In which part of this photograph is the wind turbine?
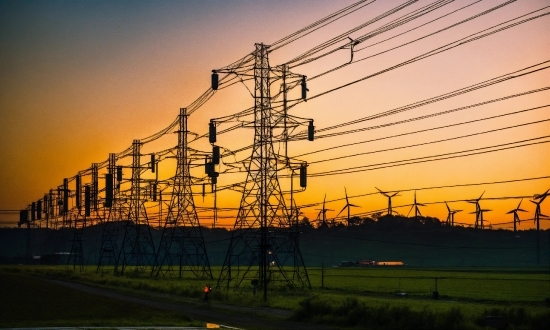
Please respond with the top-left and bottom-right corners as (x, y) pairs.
(506, 198), (527, 233)
(470, 208), (491, 230)
(531, 189), (549, 265)
(376, 187), (400, 216)
(336, 187), (360, 227)
(467, 191), (485, 229)
(445, 202), (462, 226)
(315, 194), (333, 228)
(407, 191), (425, 221)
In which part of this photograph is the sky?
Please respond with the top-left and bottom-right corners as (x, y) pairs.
(0, 0), (549, 229)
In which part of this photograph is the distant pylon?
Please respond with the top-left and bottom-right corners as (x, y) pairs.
(153, 108), (212, 279)
(97, 154), (122, 272)
(115, 140), (157, 275)
(445, 202), (462, 226)
(68, 174), (86, 271)
(217, 43), (311, 299)
(335, 187), (360, 226)
(506, 198), (527, 233)
(376, 187), (400, 216)
(531, 189), (549, 265)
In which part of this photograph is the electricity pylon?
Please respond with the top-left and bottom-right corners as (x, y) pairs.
(115, 140), (157, 275)
(217, 43), (311, 299)
(506, 198), (527, 233)
(97, 154), (123, 272)
(445, 202), (461, 226)
(153, 108), (212, 279)
(68, 173), (86, 271)
(336, 187), (360, 226)
(376, 187), (399, 216)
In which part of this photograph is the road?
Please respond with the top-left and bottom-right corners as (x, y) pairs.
(45, 279), (333, 330)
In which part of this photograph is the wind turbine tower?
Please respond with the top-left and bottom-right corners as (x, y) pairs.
(376, 187), (400, 216)
(336, 187), (360, 227)
(407, 191), (425, 221)
(506, 198), (527, 233)
(315, 194), (333, 228)
(445, 202), (462, 226)
(531, 189), (549, 265)
(467, 191), (485, 229)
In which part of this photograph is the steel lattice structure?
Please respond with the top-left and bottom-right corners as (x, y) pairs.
(97, 154), (122, 272)
(153, 108), (212, 278)
(115, 140), (157, 274)
(217, 43), (311, 299)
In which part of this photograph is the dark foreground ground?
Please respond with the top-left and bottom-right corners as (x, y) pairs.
(0, 271), (332, 330)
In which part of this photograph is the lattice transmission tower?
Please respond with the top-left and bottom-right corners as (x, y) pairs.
(217, 43), (311, 299)
(153, 108), (212, 278)
(97, 154), (124, 272)
(115, 140), (157, 274)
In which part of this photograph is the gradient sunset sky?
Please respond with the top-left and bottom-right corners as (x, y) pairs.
(1, 0), (549, 228)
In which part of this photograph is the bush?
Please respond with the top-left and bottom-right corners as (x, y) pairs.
(291, 296), (468, 329)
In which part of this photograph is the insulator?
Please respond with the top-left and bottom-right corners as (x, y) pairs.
(105, 173), (113, 208)
(36, 200), (42, 220)
(117, 166), (123, 182)
(209, 121), (216, 143)
(213, 145), (220, 165)
(206, 161), (214, 176)
(151, 154), (155, 173)
(76, 175), (81, 209)
(212, 174), (218, 185)
(84, 186), (91, 217)
(308, 120), (314, 141)
(301, 76), (308, 101)
(151, 183), (157, 202)
(300, 163), (307, 188)
(159, 190), (162, 202)
(211, 70), (219, 90)
(63, 178), (69, 214)
(31, 202), (36, 221)
(19, 210), (28, 224)
(202, 183), (206, 198)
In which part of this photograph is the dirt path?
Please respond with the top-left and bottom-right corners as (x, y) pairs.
(45, 279), (332, 330)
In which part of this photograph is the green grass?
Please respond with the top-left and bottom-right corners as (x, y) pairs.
(2, 265), (549, 329)
(0, 269), (201, 328)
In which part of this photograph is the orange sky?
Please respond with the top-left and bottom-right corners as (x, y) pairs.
(1, 0), (549, 229)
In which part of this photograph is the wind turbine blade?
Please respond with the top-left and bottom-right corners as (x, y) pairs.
(376, 187), (388, 197)
(445, 202), (450, 212)
(407, 205), (413, 217)
(344, 187), (349, 204)
(479, 191), (485, 201)
(506, 210), (515, 214)
(517, 209), (527, 212)
(336, 205), (347, 217)
(517, 198), (523, 210)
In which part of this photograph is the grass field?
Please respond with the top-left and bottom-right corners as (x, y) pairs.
(1, 265), (549, 329)
(0, 269), (200, 328)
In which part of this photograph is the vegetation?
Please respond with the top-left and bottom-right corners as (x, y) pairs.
(1, 265), (548, 329)
(0, 269), (200, 328)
